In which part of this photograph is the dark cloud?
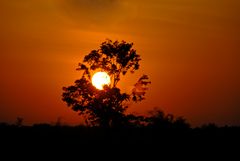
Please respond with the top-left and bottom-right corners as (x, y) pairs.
(68, 0), (118, 9)
(58, 0), (122, 26)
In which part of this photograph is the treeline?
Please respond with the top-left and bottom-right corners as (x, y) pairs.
(0, 110), (239, 145)
(0, 118), (239, 157)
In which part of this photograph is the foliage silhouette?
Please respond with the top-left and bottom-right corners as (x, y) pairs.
(62, 40), (151, 127)
(15, 117), (24, 127)
(146, 108), (190, 130)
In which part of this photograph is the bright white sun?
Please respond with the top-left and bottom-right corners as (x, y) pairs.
(92, 72), (111, 90)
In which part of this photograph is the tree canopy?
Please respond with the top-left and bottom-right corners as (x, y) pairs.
(62, 40), (151, 127)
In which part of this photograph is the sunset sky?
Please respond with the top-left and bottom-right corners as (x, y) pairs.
(0, 0), (239, 126)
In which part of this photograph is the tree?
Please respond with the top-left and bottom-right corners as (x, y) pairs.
(62, 40), (151, 127)
(15, 117), (24, 127)
(146, 108), (190, 130)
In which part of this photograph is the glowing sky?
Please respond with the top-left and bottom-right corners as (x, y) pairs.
(0, 0), (239, 126)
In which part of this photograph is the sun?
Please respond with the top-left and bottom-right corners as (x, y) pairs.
(92, 72), (111, 90)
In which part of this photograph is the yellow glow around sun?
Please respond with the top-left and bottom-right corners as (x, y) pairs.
(92, 72), (111, 90)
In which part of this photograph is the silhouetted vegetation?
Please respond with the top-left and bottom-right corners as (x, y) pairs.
(62, 40), (151, 127)
(0, 120), (239, 151)
(15, 117), (24, 127)
(146, 108), (190, 130)
(0, 115), (239, 159)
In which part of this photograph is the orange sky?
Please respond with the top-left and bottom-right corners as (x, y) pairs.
(0, 0), (239, 126)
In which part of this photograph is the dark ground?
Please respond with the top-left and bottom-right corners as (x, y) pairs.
(0, 123), (239, 159)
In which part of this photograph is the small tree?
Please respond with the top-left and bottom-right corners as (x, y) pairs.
(62, 40), (150, 127)
(147, 108), (190, 130)
(15, 117), (23, 127)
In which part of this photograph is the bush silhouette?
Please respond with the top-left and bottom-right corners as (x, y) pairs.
(146, 108), (190, 130)
(62, 40), (151, 127)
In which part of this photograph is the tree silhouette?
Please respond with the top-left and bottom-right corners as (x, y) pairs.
(15, 117), (24, 127)
(146, 108), (190, 130)
(62, 40), (151, 127)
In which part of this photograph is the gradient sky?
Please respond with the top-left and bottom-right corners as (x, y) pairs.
(0, 0), (239, 126)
